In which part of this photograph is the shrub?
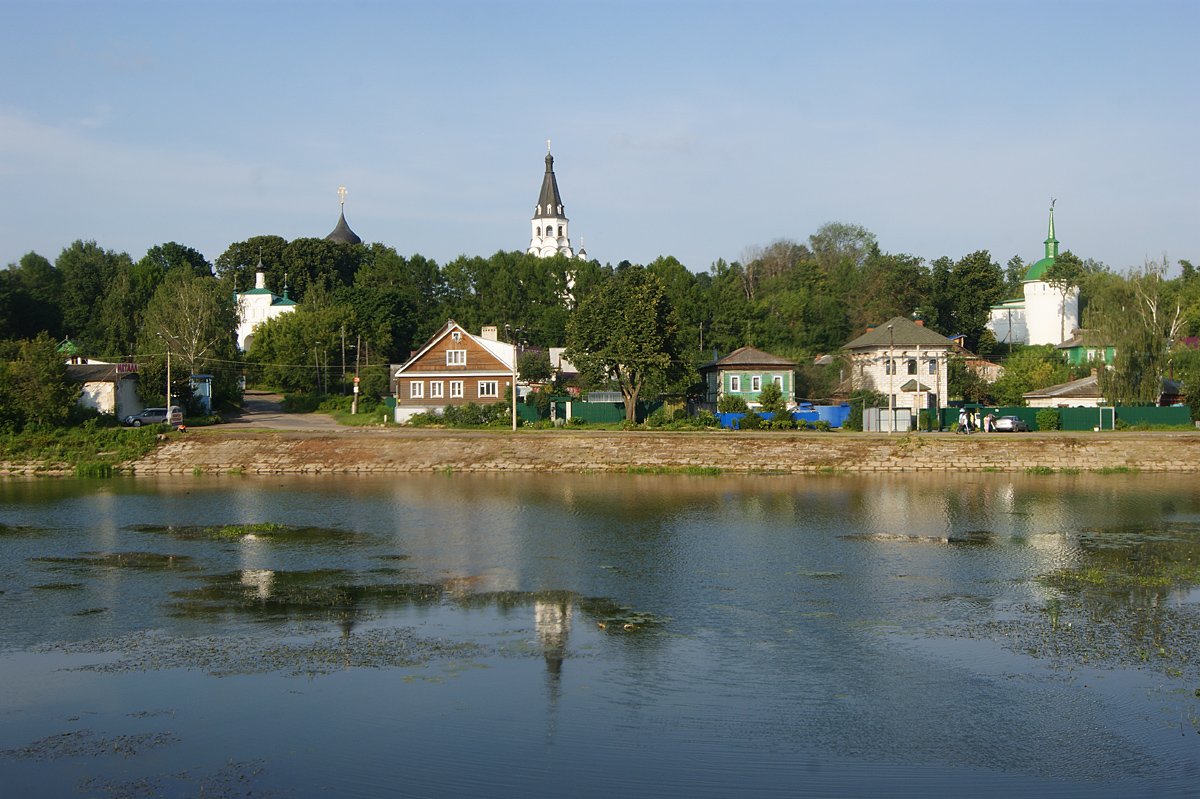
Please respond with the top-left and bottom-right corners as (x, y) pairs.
(529, 388), (553, 419)
(740, 411), (762, 430)
(756, 382), (788, 416)
(814, 420), (832, 432)
(717, 394), (749, 413)
(646, 407), (670, 428)
(694, 410), (718, 428)
(1035, 408), (1061, 431)
(766, 416), (794, 430)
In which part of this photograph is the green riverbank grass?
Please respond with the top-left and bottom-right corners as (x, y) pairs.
(0, 424), (163, 476)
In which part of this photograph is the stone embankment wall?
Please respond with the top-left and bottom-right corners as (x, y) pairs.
(124, 430), (1200, 475)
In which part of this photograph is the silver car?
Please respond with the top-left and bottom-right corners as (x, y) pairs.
(994, 415), (1029, 432)
(123, 406), (184, 427)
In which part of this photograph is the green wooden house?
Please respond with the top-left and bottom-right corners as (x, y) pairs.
(699, 347), (797, 411)
(1056, 330), (1116, 367)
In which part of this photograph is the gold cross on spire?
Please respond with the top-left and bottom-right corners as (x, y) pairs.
(546, 139), (551, 154)
(338, 186), (348, 207)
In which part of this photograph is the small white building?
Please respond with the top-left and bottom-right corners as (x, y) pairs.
(67, 361), (142, 419)
(235, 271), (297, 351)
(1023, 374), (1103, 408)
(842, 317), (953, 421)
(987, 204), (1079, 347)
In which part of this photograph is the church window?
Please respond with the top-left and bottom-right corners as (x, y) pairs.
(557, 225), (563, 237)
(536, 226), (541, 237)
(906, 359), (917, 375)
(927, 358), (937, 375)
(885, 359), (895, 375)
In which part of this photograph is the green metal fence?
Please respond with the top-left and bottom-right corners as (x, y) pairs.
(940, 405), (1191, 431)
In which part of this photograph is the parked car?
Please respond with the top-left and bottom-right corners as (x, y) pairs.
(994, 415), (1029, 432)
(123, 406), (184, 427)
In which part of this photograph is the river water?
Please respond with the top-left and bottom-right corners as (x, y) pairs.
(1, 473), (1198, 797)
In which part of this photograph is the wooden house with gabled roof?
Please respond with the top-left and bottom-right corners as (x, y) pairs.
(698, 346), (798, 410)
(392, 320), (516, 423)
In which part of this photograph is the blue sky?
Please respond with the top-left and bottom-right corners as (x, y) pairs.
(1, 0), (1196, 275)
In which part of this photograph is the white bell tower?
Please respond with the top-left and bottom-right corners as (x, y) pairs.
(528, 140), (578, 258)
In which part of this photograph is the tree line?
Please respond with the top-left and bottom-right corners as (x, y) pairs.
(2, 223), (1198, 429)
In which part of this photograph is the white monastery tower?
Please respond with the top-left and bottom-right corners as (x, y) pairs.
(987, 203), (1079, 347)
(528, 142), (585, 259)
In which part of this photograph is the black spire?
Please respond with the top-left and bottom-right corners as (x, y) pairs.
(534, 145), (565, 220)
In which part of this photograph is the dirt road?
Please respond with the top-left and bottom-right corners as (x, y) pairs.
(219, 391), (345, 432)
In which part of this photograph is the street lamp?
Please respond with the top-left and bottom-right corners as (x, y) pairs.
(887, 324), (894, 435)
(506, 325), (518, 432)
(157, 333), (172, 409)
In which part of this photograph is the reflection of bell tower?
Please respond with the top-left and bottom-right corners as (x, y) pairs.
(535, 597), (573, 694)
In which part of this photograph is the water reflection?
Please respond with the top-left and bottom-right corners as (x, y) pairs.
(0, 472), (1198, 797)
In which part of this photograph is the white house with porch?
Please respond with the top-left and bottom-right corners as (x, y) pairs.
(842, 316), (952, 423)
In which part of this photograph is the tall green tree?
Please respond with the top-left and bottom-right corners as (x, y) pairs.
(988, 345), (1072, 406)
(140, 242), (212, 279)
(1003, 255), (1026, 298)
(139, 271), (240, 407)
(0, 253), (63, 340)
(6, 332), (79, 427)
(565, 266), (683, 421)
(214, 235), (289, 293)
(1088, 258), (1182, 404)
(56, 241), (133, 354)
(1044, 250), (1086, 343)
(946, 250), (1004, 351)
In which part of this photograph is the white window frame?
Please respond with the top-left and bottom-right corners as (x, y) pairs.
(751, 375), (761, 392)
(410, 381), (424, 399)
(773, 375), (783, 389)
(478, 380), (498, 398)
(446, 349), (466, 366)
(450, 380), (464, 399)
(730, 375), (741, 392)
(430, 381), (444, 399)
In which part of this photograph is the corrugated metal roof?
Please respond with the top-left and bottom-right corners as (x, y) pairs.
(843, 317), (953, 349)
(701, 346), (796, 370)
